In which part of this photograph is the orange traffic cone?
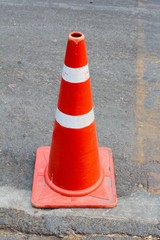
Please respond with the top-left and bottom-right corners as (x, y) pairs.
(31, 32), (117, 208)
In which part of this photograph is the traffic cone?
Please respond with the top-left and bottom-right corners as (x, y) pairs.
(31, 32), (117, 208)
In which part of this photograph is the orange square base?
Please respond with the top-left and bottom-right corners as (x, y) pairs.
(31, 146), (117, 208)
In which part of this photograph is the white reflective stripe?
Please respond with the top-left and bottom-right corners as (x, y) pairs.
(62, 64), (90, 83)
(55, 108), (94, 129)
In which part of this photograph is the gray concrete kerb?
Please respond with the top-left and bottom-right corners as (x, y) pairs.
(1, 186), (160, 238)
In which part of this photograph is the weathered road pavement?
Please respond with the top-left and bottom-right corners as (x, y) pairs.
(0, 0), (160, 239)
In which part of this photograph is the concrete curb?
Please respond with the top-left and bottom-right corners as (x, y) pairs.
(1, 187), (160, 238)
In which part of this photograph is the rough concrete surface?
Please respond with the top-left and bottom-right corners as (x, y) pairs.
(1, 187), (160, 237)
(0, 0), (160, 239)
(0, 231), (159, 240)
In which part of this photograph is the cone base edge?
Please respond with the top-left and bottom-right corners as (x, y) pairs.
(44, 165), (104, 197)
(31, 146), (117, 208)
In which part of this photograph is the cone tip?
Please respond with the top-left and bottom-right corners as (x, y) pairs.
(69, 32), (85, 43)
